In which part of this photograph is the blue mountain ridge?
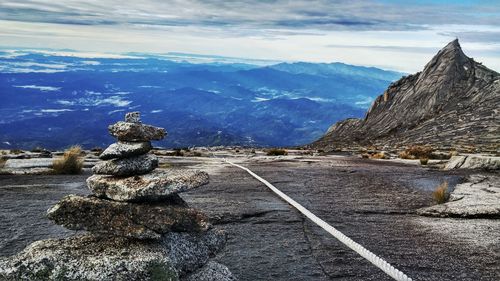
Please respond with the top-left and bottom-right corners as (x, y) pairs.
(0, 50), (404, 149)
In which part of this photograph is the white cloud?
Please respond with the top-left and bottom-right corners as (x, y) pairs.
(0, 1), (499, 72)
(13, 85), (61, 91)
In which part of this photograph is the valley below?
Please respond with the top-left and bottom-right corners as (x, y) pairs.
(1, 150), (499, 280)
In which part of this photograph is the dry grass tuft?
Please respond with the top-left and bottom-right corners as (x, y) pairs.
(52, 146), (84, 174)
(420, 158), (429, 165)
(432, 181), (449, 204)
(370, 152), (387, 159)
(398, 145), (434, 159)
(0, 158), (6, 168)
(266, 148), (288, 156)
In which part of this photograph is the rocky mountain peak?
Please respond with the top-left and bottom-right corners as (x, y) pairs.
(312, 39), (500, 152)
(419, 38), (471, 84)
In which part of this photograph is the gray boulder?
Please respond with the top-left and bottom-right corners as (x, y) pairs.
(87, 169), (209, 202)
(0, 230), (227, 281)
(47, 195), (210, 239)
(109, 121), (166, 142)
(92, 154), (158, 176)
(444, 155), (500, 170)
(99, 141), (152, 160)
(417, 175), (500, 218)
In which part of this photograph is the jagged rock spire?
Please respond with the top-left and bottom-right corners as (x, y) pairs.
(420, 39), (470, 79)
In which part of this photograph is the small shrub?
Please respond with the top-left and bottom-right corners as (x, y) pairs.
(173, 149), (184, 156)
(398, 145), (434, 159)
(191, 151), (202, 157)
(52, 146), (84, 174)
(370, 152), (387, 159)
(0, 158), (6, 168)
(398, 151), (414, 159)
(420, 158), (429, 165)
(361, 153), (370, 159)
(9, 149), (23, 155)
(432, 181), (449, 204)
(266, 148), (288, 156)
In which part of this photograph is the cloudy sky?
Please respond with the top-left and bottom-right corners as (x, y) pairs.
(1, 0), (499, 72)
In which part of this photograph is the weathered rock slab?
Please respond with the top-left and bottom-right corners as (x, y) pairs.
(87, 169), (209, 202)
(0, 230), (227, 281)
(109, 121), (166, 142)
(92, 154), (158, 176)
(47, 195), (210, 239)
(445, 155), (500, 170)
(99, 141), (152, 160)
(417, 175), (500, 218)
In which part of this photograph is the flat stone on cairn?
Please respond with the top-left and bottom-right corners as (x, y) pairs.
(92, 154), (159, 176)
(47, 195), (210, 239)
(88, 169), (209, 202)
(99, 141), (152, 160)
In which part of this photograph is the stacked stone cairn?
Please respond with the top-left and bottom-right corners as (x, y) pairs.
(0, 112), (236, 281)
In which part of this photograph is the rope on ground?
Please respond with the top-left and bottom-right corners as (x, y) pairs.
(223, 158), (413, 281)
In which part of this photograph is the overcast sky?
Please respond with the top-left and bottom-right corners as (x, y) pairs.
(1, 0), (499, 72)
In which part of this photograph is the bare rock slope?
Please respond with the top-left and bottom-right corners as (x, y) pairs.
(313, 39), (500, 152)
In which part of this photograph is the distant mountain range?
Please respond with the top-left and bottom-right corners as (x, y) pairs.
(0, 49), (403, 149)
(312, 39), (500, 153)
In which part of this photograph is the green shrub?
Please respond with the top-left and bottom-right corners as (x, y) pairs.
(432, 181), (449, 204)
(266, 148), (288, 156)
(420, 158), (429, 165)
(9, 149), (23, 155)
(52, 146), (84, 174)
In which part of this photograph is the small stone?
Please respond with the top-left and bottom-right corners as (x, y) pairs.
(92, 154), (158, 176)
(109, 121), (166, 142)
(125, 111), (141, 123)
(184, 261), (237, 281)
(47, 195), (210, 239)
(99, 141), (152, 160)
(87, 169), (209, 202)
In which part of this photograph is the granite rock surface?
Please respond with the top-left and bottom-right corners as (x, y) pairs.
(0, 230), (226, 281)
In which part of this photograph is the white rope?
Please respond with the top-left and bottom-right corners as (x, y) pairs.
(224, 158), (413, 281)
